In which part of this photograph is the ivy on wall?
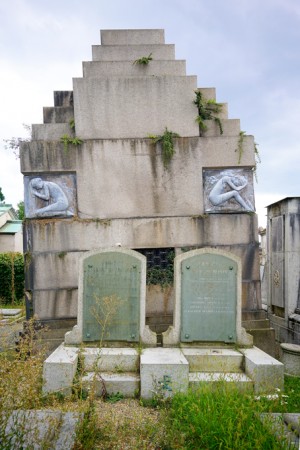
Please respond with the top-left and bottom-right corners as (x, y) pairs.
(0, 253), (24, 304)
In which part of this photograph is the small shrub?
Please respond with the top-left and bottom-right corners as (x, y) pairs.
(0, 252), (24, 304)
(194, 90), (223, 135)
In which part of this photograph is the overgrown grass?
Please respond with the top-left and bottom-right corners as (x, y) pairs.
(164, 383), (294, 449)
(1, 318), (299, 449)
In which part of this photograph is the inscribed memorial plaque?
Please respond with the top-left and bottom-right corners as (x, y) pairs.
(181, 253), (237, 342)
(82, 251), (141, 342)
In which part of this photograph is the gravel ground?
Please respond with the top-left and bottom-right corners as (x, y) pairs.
(93, 398), (167, 449)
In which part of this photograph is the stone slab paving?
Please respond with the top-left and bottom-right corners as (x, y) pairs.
(0, 308), (22, 316)
(2, 410), (83, 449)
(260, 413), (300, 448)
(0, 320), (23, 351)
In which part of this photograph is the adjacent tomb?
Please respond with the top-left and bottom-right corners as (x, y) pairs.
(265, 197), (300, 345)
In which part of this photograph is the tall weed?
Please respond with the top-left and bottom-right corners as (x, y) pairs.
(165, 383), (291, 449)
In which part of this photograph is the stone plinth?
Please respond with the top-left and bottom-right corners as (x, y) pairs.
(140, 348), (189, 399)
(241, 347), (284, 393)
(280, 343), (300, 376)
(43, 344), (78, 394)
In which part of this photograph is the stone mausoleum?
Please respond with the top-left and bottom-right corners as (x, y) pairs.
(21, 29), (261, 334)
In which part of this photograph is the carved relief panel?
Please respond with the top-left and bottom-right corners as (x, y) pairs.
(203, 168), (255, 213)
(24, 174), (76, 219)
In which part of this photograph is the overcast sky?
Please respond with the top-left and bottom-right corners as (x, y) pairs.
(1, 0), (299, 226)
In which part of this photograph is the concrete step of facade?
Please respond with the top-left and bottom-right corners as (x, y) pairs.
(182, 348), (244, 373)
(189, 372), (253, 392)
(73, 75), (199, 139)
(100, 29), (165, 46)
(202, 118), (240, 137)
(82, 347), (139, 372)
(43, 106), (74, 124)
(83, 60), (187, 78)
(82, 372), (139, 397)
(242, 319), (271, 329)
(32, 123), (70, 140)
(92, 44), (175, 61)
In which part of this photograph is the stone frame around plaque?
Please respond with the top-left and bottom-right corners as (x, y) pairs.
(163, 248), (253, 347)
(65, 247), (156, 346)
(203, 168), (255, 213)
(24, 173), (77, 219)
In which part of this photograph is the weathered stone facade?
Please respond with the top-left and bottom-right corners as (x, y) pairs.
(20, 29), (261, 328)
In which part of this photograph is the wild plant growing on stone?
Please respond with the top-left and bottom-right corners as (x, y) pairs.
(133, 53), (153, 65)
(60, 134), (83, 152)
(149, 128), (180, 168)
(194, 90), (223, 135)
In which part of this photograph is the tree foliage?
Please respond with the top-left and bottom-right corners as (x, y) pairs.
(17, 201), (25, 220)
(0, 187), (5, 203)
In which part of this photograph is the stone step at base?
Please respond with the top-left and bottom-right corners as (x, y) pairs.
(182, 348), (244, 373)
(37, 327), (72, 340)
(242, 319), (271, 329)
(82, 347), (139, 372)
(246, 328), (276, 358)
(82, 372), (140, 398)
(189, 372), (253, 392)
(242, 310), (268, 321)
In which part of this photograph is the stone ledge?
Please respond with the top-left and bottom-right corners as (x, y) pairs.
(241, 346), (284, 393)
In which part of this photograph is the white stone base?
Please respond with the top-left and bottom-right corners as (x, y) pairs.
(140, 348), (189, 399)
(42, 344), (285, 398)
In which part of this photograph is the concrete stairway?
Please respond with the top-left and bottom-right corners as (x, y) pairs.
(242, 312), (277, 357)
(43, 345), (283, 399)
(182, 348), (253, 392)
(81, 348), (140, 397)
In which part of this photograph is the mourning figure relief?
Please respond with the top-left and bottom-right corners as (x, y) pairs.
(24, 175), (76, 218)
(204, 169), (255, 213)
